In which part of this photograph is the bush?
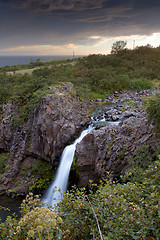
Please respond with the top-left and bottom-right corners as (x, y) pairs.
(129, 78), (153, 90)
(57, 160), (160, 239)
(123, 145), (157, 183)
(0, 193), (63, 239)
(145, 93), (160, 134)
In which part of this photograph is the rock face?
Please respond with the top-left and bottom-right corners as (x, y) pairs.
(28, 83), (89, 164)
(0, 83), (90, 194)
(76, 113), (157, 186)
(76, 90), (159, 186)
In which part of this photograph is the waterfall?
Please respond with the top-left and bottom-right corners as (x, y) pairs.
(42, 103), (120, 208)
(42, 125), (94, 207)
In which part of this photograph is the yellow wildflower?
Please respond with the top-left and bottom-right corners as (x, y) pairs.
(27, 230), (35, 238)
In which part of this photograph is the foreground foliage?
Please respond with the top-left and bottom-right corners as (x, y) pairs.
(57, 160), (160, 240)
(0, 160), (159, 239)
(0, 193), (63, 239)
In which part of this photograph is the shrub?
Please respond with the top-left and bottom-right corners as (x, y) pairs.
(57, 160), (160, 239)
(144, 93), (160, 134)
(129, 78), (153, 90)
(0, 193), (63, 240)
(123, 144), (157, 183)
(113, 74), (130, 90)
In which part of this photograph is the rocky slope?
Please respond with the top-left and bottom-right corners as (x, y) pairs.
(0, 83), (91, 194)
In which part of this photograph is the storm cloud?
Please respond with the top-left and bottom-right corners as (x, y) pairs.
(2, 0), (104, 11)
(0, 0), (160, 54)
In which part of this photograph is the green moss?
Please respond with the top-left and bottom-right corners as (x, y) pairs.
(31, 158), (53, 176)
(21, 157), (53, 193)
(124, 100), (135, 106)
(31, 159), (53, 190)
(0, 152), (10, 179)
(106, 136), (116, 153)
(14, 182), (20, 187)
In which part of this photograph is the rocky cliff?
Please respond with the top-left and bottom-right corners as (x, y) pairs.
(0, 83), (91, 194)
(75, 89), (159, 186)
(0, 85), (159, 195)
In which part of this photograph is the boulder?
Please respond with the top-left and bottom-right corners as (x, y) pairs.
(122, 111), (136, 118)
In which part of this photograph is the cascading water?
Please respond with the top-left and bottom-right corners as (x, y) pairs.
(42, 104), (120, 208)
(42, 125), (94, 207)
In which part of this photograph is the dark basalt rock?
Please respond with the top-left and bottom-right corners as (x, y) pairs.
(75, 111), (158, 186)
(75, 89), (159, 186)
(0, 83), (91, 194)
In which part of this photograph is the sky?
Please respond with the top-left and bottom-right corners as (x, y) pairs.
(0, 0), (160, 56)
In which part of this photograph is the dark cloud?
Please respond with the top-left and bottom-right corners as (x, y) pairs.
(0, 0), (160, 52)
(2, 0), (104, 11)
(132, 0), (160, 10)
(64, 6), (132, 23)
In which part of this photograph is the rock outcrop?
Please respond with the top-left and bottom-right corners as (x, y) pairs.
(76, 90), (159, 186)
(0, 83), (91, 194)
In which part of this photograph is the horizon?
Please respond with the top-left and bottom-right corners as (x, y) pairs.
(1, 42), (160, 57)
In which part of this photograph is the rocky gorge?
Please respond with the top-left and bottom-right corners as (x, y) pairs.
(0, 83), (159, 195)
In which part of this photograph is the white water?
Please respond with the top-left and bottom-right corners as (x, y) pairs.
(42, 125), (94, 207)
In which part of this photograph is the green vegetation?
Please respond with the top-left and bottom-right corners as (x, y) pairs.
(0, 160), (159, 239)
(123, 144), (160, 183)
(20, 158), (53, 193)
(0, 153), (10, 179)
(0, 46), (160, 239)
(29, 159), (53, 192)
(144, 93), (160, 134)
(111, 40), (127, 54)
(0, 45), (160, 123)
(57, 160), (160, 239)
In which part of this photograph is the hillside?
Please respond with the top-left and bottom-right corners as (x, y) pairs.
(0, 46), (160, 239)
